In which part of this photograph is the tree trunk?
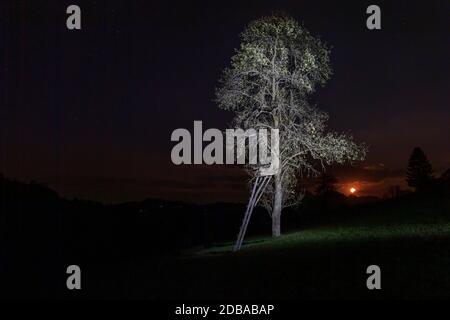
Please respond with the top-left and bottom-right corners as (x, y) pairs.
(272, 172), (283, 237)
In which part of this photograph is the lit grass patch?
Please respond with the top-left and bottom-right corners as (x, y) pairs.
(198, 222), (450, 255)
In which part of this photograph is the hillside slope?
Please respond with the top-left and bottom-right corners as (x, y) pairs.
(154, 197), (450, 299)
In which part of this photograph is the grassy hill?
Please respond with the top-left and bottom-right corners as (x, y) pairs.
(151, 195), (450, 299)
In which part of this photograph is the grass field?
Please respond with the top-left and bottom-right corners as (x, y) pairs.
(59, 195), (450, 300)
(151, 196), (450, 300)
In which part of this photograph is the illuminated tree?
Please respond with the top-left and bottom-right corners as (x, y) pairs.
(216, 15), (366, 237)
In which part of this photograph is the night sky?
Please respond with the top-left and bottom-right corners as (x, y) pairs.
(1, 0), (449, 203)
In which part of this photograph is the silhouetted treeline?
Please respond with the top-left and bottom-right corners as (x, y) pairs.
(406, 147), (450, 195)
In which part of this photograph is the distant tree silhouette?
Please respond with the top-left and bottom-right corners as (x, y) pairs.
(315, 173), (338, 196)
(406, 147), (433, 192)
(439, 169), (450, 194)
(383, 185), (408, 199)
(441, 169), (450, 182)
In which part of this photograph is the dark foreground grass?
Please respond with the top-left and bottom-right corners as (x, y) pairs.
(69, 196), (450, 300)
(150, 197), (450, 300)
(75, 227), (450, 300)
(151, 225), (450, 299)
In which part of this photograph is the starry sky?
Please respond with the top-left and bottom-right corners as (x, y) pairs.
(1, 0), (449, 203)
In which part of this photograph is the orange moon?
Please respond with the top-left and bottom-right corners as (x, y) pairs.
(350, 187), (356, 194)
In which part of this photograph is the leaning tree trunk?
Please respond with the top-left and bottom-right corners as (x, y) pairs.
(271, 171), (283, 237)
